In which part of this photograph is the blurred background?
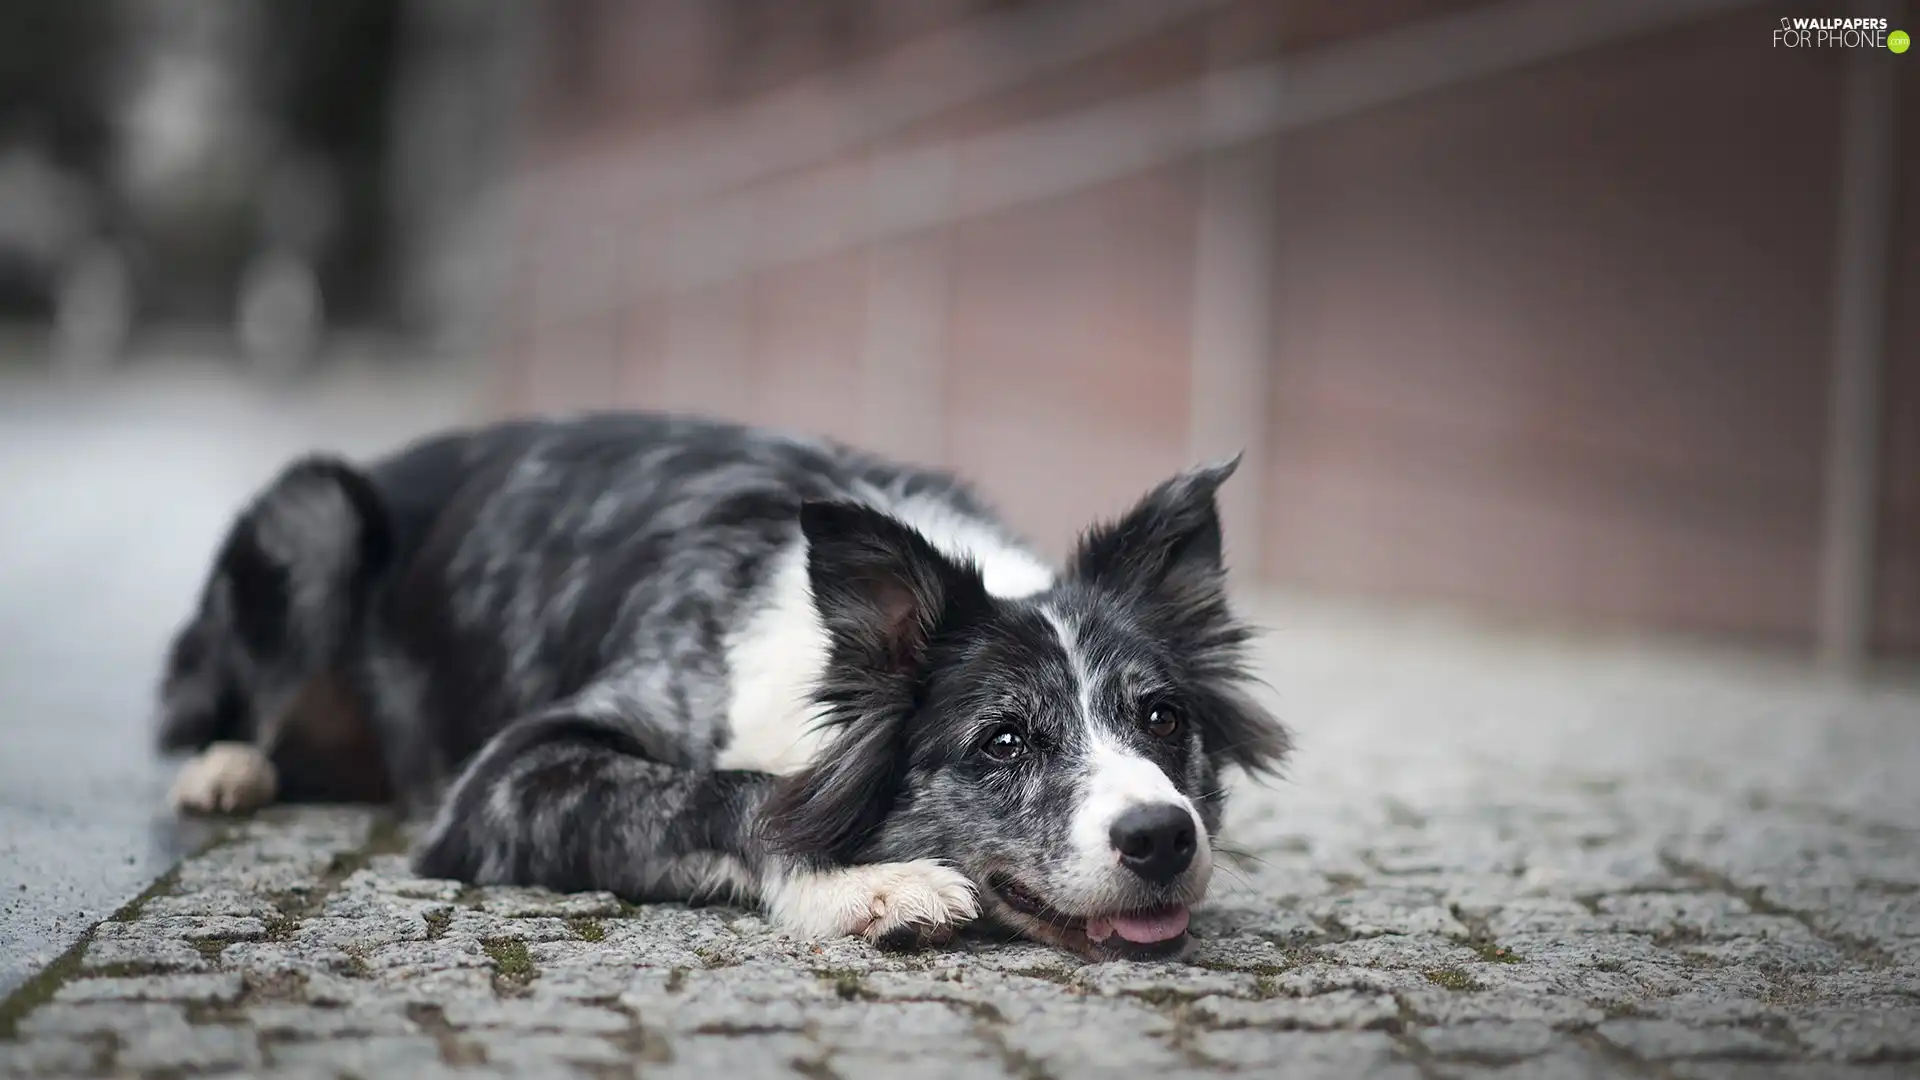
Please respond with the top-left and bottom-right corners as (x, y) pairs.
(6, 0), (1915, 662)
(0, 0), (1915, 988)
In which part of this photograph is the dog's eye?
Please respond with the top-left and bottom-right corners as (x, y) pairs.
(1143, 703), (1182, 740)
(979, 724), (1028, 762)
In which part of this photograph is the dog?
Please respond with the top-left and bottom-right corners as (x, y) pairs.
(156, 413), (1289, 960)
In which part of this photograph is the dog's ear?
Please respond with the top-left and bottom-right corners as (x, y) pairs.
(1067, 456), (1289, 777)
(797, 500), (984, 676)
(1067, 455), (1239, 609)
(758, 501), (986, 861)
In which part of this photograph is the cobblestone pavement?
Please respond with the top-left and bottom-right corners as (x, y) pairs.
(2, 603), (1918, 1079)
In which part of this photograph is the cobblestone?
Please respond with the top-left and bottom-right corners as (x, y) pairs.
(2, 607), (1916, 1076)
(52, 973), (245, 1006)
(1790, 1008), (1920, 1061)
(1594, 1018), (1791, 1060)
(116, 1024), (260, 1072)
(1415, 1019), (1561, 1060)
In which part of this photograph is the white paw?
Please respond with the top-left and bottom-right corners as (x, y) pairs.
(767, 860), (979, 943)
(170, 742), (278, 814)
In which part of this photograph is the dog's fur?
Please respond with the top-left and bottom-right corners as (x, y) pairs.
(157, 413), (1289, 958)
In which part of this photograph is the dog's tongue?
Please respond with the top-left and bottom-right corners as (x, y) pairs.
(1085, 906), (1190, 945)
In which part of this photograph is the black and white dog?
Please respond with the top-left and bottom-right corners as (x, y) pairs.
(157, 414), (1289, 960)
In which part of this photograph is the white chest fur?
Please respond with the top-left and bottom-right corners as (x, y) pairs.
(715, 500), (1053, 775)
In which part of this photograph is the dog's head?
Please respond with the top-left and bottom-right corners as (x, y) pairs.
(760, 458), (1289, 960)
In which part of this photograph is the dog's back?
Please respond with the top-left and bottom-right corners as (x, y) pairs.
(157, 413), (1035, 812)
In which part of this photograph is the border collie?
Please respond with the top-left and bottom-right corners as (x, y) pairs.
(157, 414), (1289, 960)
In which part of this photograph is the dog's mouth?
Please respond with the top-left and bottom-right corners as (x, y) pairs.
(986, 873), (1193, 961)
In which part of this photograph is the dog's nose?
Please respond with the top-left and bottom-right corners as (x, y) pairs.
(1109, 803), (1197, 883)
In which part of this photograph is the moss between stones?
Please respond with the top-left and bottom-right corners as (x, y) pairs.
(1252, 975), (1288, 1000)
(1472, 943), (1524, 964)
(0, 861), (195, 1038)
(82, 962), (170, 978)
(1423, 967), (1482, 992)
(184, 1000), (246, 1026)
(0, 934), (92, 1040)
(692, 944), (736, 969)
(991, 1037), (1055, 1080)
(3, 815), (410, 1040)
(1190, 947), (1311, 981)
(831, 974), (870, 1001)
(1002, 965), (1077, 986)
(483, 938), (536, 984)
(317, 814), (411, 884)
(567, 918), (606, 943)
(1123, 986), (1208, 1008)
(107, 866), (185, 924)
(792, 1056), (838, 1080)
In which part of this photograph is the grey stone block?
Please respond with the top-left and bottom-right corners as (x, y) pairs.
(1399, 988), (1606, 1029)
(142, 890), (283, 919)
(1595, 1018), (1790, 1060)
(250, 1004), (421, 1038)
(1483, 898), (1610, 937)
(1808, 893), (1920, 946)
(1313, 934), (1482, 970)
(466, 1030), (629, 1066)
(1303, 888), (1471, 938)
(1415, 1020), (1562, 1060)
(440, 998), (631, 1033)
(1071, 961), (1258, 1000)
(267, 1033), (447, 1071)
(1192, 1030), (1419, 1079)
(1592, 892), (1752, 935)
(0, 1038), (101, 1076)
(641, 1034), (817, 1079)
(830, 1050), (1013, 1080)
(17, 1002), (190, 1038)
(117, 1024), (260, 1072)
(475, 888), (628, 919)
(53, 972), (244, 1005)
(80, 933), (209, 974)
(1189, 990), (1401, 1031)
(1676, 935), (1854, 976)
(1672, 1066), (1920, 1080)
(1790, 1009), (1920, 1062)
(1432, 1045), (1648, 1079)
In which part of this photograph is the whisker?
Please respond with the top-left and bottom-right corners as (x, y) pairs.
(1209, 863), (1256, 896)
(1212, 841), (1281, 871)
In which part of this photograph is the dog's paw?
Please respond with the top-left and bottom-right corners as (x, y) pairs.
(767, 860), (979, 944)
(170, 742), (278, 815)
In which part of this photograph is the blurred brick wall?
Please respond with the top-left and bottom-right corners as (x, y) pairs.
(1880, 61), (1920, 658)
(491, 0), (1918, 660)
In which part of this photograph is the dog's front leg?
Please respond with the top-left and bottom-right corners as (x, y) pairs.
(411, 713), (976, 946)
(757, 857), (978, 949)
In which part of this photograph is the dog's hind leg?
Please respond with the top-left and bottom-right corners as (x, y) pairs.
(412, 711), (978, 946)
(159, 455), (391, 814)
